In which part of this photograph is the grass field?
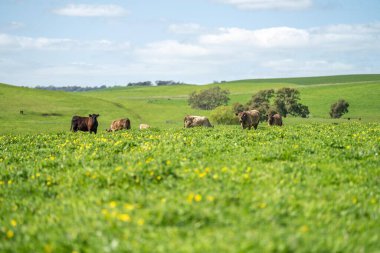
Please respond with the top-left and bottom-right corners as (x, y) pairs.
(1, 75), (380, 252)
(0, 74), (379, 134)
(1, 123), (379, 252)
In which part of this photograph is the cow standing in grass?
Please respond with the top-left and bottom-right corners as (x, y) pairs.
(236, 110), (260, 130)
(70, 114), (100, 134)
(268, 113), (283, 126)
(184, 115), (213, 128)
(107, 118), (131, 132)
(139, 124), (150, 130)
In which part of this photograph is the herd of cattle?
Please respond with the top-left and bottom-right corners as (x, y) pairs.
(70, 110), (282, 134)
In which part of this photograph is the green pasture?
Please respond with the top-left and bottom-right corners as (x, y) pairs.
(1, 123), (379, 252)
(1, 74), (380, 134)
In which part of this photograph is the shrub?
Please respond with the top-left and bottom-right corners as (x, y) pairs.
(210, 106), (239, 125)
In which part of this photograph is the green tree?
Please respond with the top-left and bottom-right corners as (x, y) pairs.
(274, 88), (310, 118)
(330, 99), (349, 118)
(246, 89), (275, 121)
(188, 86), (230, 110)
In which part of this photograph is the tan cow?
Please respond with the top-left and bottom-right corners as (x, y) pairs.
(184, 115), (213, 128)
(268, 113), (283, 126)
(236, 110), (260, 130)
(139, 124), (150, 130)
(106, 118), (131, 132)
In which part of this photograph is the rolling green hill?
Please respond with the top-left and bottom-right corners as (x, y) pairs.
(1, 74), (379, 134)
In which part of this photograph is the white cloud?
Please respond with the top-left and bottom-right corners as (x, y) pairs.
(1, 22), (379, 86)
(0, 34), (130, 51)
(216, 0), (313, 10)
(199, 23), (380, 50)
(136, 40), (209, 59)
(168, 23), (204, 34)
(199, 27), (309, 48)
(53, 4), (127, 17)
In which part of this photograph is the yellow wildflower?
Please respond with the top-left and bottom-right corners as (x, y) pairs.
(123, 203), (135, 210)
(194, 194), (202, 202)
(259, 202), (267, 209)
(6, 230), (14, 239)
(299, 225), (309, 233)
(10, 219), (17, 227)
(109, 201), (117, 208)
(137, 219), (145, 226)
(117, 214), (131, 222)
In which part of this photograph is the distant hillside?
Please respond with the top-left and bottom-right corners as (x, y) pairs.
(228, 74), (380, 85)
(1, 74), (379, 134)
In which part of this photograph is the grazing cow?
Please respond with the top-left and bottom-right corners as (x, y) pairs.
(236, 110), (260, 130)
(268, 113), (283, 126)
(107, 118), (131, 132)
(184, 115), (213, 128)
(70, 114), (99, 134)
(139, 123), (150, 130)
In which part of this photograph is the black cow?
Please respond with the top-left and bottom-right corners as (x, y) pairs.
(70, 114), (100, 134)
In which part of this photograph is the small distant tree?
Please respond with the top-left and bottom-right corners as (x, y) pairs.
(330, 99), (349, 118)
(188, 86), (230, 110)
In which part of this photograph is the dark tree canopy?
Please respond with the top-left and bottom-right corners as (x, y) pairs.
(330, 99), (349, 118)
(246, 89), (275, 121)
(273, 88), (310, 118)
(245, 87), (310, 120)
(188, 86), (230, 110)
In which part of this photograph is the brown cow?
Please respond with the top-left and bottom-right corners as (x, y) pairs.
(268, 113), (283, 126)
(70, 114), (99, 134)
(184, 115), (213, 128)
(236, 110), (260, 130)
(107, 118), (131, 132)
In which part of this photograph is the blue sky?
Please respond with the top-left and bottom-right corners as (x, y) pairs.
(1, 0), (379, 86)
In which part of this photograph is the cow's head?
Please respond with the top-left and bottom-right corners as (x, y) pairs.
(268, 114), (274, 125)
(184, 116), (193, 127)
(89, 114), (100, 121)
(236, 112), (248, 124)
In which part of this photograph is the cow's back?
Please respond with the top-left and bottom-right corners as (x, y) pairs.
(108, 118), (130, 131)
(269, 114), (282, 126)
(184, 115), (212, 128)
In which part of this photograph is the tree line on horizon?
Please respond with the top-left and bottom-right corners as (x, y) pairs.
(35, 80), (184, 92)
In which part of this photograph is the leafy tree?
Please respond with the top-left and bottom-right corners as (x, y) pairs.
(330, 99), (349, 118)
(188, 86), (230, 110)
(246, 89), (274, 121)
(274, 88), (310, 118)
(232, 102), (247, 114)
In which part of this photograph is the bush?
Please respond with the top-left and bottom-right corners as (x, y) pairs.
(210, 106), (239, 125)
(330, 99), (349, 118)
(188, 87), (230, 110)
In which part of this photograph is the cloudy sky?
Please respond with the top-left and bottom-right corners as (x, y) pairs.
(1, 0), (380, 86)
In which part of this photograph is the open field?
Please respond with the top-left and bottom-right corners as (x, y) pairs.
(0, 74), (380, 134)
(1, 123), (379, 252)
(1, 75), (380, 252)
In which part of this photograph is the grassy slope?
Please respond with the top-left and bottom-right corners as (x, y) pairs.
(1, 74), (379, 134)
